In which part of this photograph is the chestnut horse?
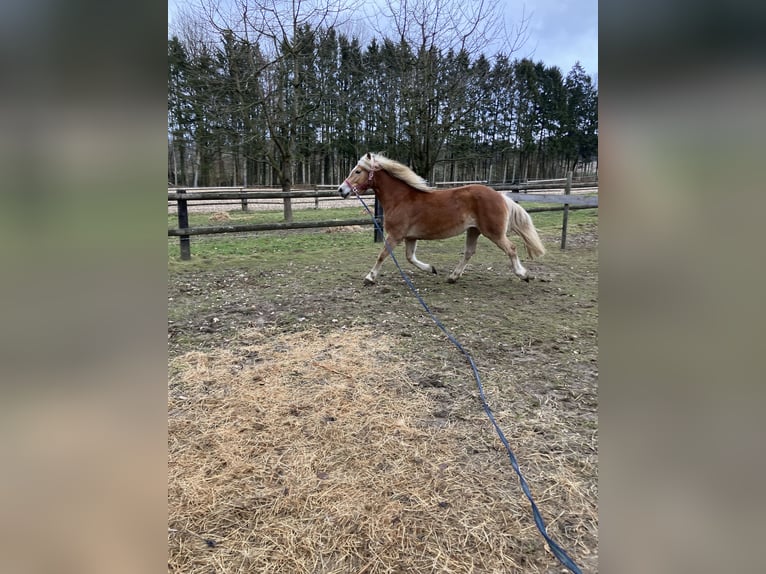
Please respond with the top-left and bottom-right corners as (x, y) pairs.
(338, 152), (546, 285)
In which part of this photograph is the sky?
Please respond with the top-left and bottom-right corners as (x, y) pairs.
(168, 0), (598, 80)
(506, 1), (598, 80)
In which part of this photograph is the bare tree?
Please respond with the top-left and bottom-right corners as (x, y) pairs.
(187, 0), (359, 221)
(367, 0), (529, 177)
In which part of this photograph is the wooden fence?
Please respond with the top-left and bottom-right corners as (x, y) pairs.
(168, 174), (597, 260)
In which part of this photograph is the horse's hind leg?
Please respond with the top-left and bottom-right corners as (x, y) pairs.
(448, 227), (480, 283)
(405, 239), (437, 275)
(489, 235), (530, 281)
(365, 234), (401, 285)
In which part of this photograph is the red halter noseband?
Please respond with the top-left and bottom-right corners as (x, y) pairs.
(343, 156), (376, 194)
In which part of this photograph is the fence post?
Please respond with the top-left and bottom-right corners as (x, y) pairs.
(560, 172), (572, 249)
(373, 195), (384, 243)
(177, 189), (191, 260)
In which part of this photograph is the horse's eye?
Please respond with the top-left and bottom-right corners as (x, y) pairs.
(355, 169), (361, 174)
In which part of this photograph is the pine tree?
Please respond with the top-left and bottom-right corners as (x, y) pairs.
(168, 37), (191, 185)
(564, 62), (599, 175)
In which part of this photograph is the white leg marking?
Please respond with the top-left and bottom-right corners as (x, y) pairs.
(511, 255), (528, 278)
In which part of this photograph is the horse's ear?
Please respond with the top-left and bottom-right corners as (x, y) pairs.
(366, 152), (371, 160)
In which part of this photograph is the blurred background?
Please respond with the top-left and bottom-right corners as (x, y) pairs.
(0, 0), (764, 572)
(600, 1), (766, 572)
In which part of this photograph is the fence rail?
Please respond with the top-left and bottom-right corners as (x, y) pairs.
(168, 174), (597, 259)
(506, 193), (597, 206)
(167, 189), (363, 201)
(167, 218), (374, 237)
(167, 182), (596, 200)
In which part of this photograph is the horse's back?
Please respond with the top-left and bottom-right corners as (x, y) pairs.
(451, 184), (508, 218)
(427, 184), (504, 205)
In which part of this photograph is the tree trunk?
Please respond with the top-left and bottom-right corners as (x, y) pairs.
(282, 184), (293, 221)
(193, 147), (200, 187)
(282, 158), (293, 222)
(171, 140), (179, 186)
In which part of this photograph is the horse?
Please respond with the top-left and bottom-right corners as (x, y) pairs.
(338, 152), (546, 285)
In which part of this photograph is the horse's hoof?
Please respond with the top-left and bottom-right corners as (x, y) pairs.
(447, 276), (458, 284)
(363, 277), (376, 286)
(522, 275), (531, 282)
(431, 266), (438, 275)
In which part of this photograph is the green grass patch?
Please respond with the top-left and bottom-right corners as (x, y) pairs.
(168, 228), (372, 272)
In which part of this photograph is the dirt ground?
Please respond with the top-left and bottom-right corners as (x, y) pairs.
(168, 221), (598, 573)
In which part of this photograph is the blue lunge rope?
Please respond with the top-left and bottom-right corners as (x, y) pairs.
(353, 191), (583, 574)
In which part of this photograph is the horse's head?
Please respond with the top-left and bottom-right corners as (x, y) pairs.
(338, 152), (375, 198)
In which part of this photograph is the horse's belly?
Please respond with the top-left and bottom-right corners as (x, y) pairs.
(410, 218), (474, 240)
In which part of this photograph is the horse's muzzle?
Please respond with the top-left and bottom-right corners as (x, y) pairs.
(338, 184), (351, 198)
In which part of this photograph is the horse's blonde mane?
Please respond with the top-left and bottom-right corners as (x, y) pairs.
(358, 153), (434, 192)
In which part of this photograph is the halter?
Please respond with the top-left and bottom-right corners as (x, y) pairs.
(343, 155), (376, 194)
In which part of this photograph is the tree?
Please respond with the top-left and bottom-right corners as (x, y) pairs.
(217, 30), (267, 189)
(534, 64), (567, 179)
(487, 53), (517, 182)
(195, 0), (357, 221)
(513, 58), (539, 181)
(168, 36), (191, 185)
(314, 27), (341, 184)
(374, 0), (526, 177)
(563, 62), (598, 174)
(335, 33), (365, 170)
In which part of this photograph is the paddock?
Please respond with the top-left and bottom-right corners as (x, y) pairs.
(168, 213), (598, 573)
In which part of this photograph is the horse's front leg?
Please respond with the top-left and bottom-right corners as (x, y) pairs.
(365, 235), (401, 285)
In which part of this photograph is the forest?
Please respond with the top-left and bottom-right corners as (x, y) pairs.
(168, 2), (598, 201)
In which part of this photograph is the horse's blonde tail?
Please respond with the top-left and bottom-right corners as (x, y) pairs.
(504, 194), (546, 259)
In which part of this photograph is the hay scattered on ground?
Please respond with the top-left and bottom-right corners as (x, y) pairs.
(324, 225), (364, 233)
(168, 328), (597, 573)
(208, 211), (232, 222)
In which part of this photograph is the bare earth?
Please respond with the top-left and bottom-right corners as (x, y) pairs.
(168, 222), (598, 573)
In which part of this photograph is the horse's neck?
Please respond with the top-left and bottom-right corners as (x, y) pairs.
(374, 171), (413, 207)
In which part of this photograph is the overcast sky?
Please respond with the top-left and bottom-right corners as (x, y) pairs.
(169, 0), (597, 80)
(505, 1), (597, 79)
